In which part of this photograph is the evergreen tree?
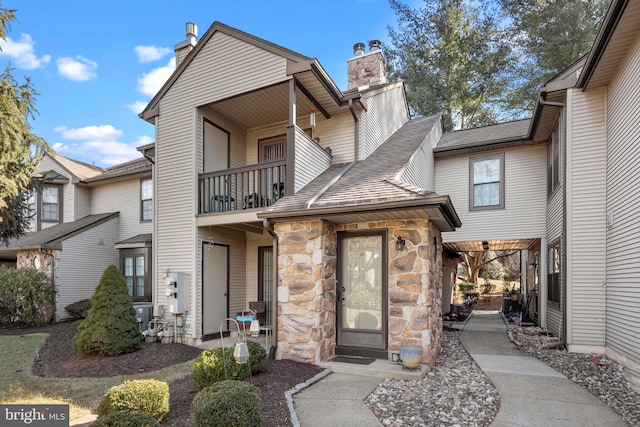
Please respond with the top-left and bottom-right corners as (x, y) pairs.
(386, 0), (510, 131)
(500, 0), (608, 114)
(73, 265), (142, 356)
(0, 4), (48, 239)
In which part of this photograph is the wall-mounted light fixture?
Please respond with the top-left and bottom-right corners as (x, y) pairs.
(310, 107), (316, 127)
(482, 241), (489, 251)
(396, 236), (406, 251)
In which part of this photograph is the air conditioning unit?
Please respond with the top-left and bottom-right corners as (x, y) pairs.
(133, 302), (153, 332)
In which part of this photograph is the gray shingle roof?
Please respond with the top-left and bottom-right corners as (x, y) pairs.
(115, 233), (152, 246)
(85, 157), (151, 182)
(435, 119), (531, 154)
(3, 212), (119, 250)
(261, 115), (442, 214)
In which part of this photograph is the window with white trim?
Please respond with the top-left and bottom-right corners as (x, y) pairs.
(42, 185), (61, 222)
(140, 179), (152, 222)
(469, 153), (505, 210)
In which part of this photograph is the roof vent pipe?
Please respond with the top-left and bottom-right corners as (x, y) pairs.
(186, 22), (198, 40)
(369, 40), (381, 52)
(353, 42), (365, 56)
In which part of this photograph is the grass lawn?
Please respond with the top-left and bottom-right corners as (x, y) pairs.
(0, 333), (194, 422)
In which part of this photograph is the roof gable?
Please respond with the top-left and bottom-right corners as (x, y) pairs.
(140, 21), (314, 120)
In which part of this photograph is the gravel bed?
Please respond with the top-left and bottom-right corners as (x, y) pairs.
(511, 327), (640, 427)
(366, 330), (500, 426)
(366, 325), (640, 427)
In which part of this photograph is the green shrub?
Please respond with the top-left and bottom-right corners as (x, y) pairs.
(92, 411), (160, 427)
(65, 299), (91, 319)
(72, 265), (141, 356)
(457, 282), (476, 294)
(480, 280), (496, 295)
(191, 380), (261, 427)
(193, 340), (267, 391)
(0, 267), (56, 325)
(97, 380), (169, 421)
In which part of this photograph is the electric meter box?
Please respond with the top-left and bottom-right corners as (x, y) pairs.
(166, 272), (185, 314)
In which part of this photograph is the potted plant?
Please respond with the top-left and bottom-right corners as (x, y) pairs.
(510, 285), (520, 301)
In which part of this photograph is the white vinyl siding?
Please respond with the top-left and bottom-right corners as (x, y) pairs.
(436, 145), (547, 244)
(567, 87), (607, 346)
(91, 178), (153, 241)
(604, 33), (640, 366)
(56, 217), (119, 320)
(361, 83), (410, 160)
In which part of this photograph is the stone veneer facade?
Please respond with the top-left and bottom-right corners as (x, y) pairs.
(275, 219), (443, 368)
(347, 50), (387, 90)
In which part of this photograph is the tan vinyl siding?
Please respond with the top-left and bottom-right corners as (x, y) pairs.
(194, 227), (246, 338)
(246, 122), (288, 165)
(246, 233), (274, 302)
(56, 217), (119, 320)
(294, 127), (332, 192)
(314, 111), (355, 163)
(74, 185), (92, 220)
(155, 32), (289, 305)
(436, 144), (547, 243)
(361, 84), (410, 159)
(605, 33), (640, 365)
(400, 122), (441, 191)
(567, 87), (607, 346)
(91, 178), (153, 241)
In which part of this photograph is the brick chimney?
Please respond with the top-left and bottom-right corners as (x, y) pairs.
(347, 40), (387, 90)
(174, 22), (198, 65)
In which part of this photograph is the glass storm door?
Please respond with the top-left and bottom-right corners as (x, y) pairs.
(336, 232), (387, 354)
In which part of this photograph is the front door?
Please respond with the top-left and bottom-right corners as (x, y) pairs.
(202, 242), (229, 338)
(336, 232), (387, 357)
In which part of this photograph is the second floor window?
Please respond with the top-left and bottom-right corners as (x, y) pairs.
(141, 179), (153, 221)
(259, 135), (285, 162)
(469, 153), (505, 210)
(42, 186), (61, 222)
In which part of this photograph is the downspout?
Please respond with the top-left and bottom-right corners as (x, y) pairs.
(263, 218), (278, 359)
(539, 95), (567, 345)
(349, 99), (360, 160)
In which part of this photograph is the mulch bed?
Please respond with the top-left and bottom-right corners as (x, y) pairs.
(1, 320), (323, 426)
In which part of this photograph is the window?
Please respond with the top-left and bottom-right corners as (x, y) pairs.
(121, 249), (151, 299)
(140, 179), (152, 221)
(547, 243), (560, 304)
(547, 123), (560, 195)
(259, 135), (285, 163)
(258, 247), (273, 326)
(42, 185), (61, 222)
(469, 153), (505, 210)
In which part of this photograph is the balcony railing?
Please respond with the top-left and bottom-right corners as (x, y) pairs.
(198, 160), (286, 214)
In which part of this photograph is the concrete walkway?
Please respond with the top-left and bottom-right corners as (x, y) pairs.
(459, 310), (627, 427)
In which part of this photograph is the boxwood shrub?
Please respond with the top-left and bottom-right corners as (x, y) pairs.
(65, 298), (91, 319)
(193, 340), (267, 391)
(97, 380), (169, 421)
(92, 411), (160, 427)
(191, 380), (261, 427)
(0, 267), (56, 325)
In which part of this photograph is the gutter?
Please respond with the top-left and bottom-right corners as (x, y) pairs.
(576, 0), (629, 89)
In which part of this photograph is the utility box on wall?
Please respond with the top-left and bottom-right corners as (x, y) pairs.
(165, 272), (185, 314)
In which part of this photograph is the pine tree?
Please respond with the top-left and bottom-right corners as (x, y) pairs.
(0, 4), (48, 241)
(73, 265), (142, 356)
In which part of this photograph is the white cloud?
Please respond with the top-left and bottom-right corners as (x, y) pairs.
(134, 45), (171, 63)
(52, 128), (153, 167)
(0, 34), (51, 69)
(54, 125), (122, 140)
(56, 56), (98, 82)
(126, 101), (149, 114)
(137, 57), (175, 97)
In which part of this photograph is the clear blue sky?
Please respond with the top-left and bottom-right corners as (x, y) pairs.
(1, 0), (408, 167)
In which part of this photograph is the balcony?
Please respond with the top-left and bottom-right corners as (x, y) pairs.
(198, 160), (286, 214)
